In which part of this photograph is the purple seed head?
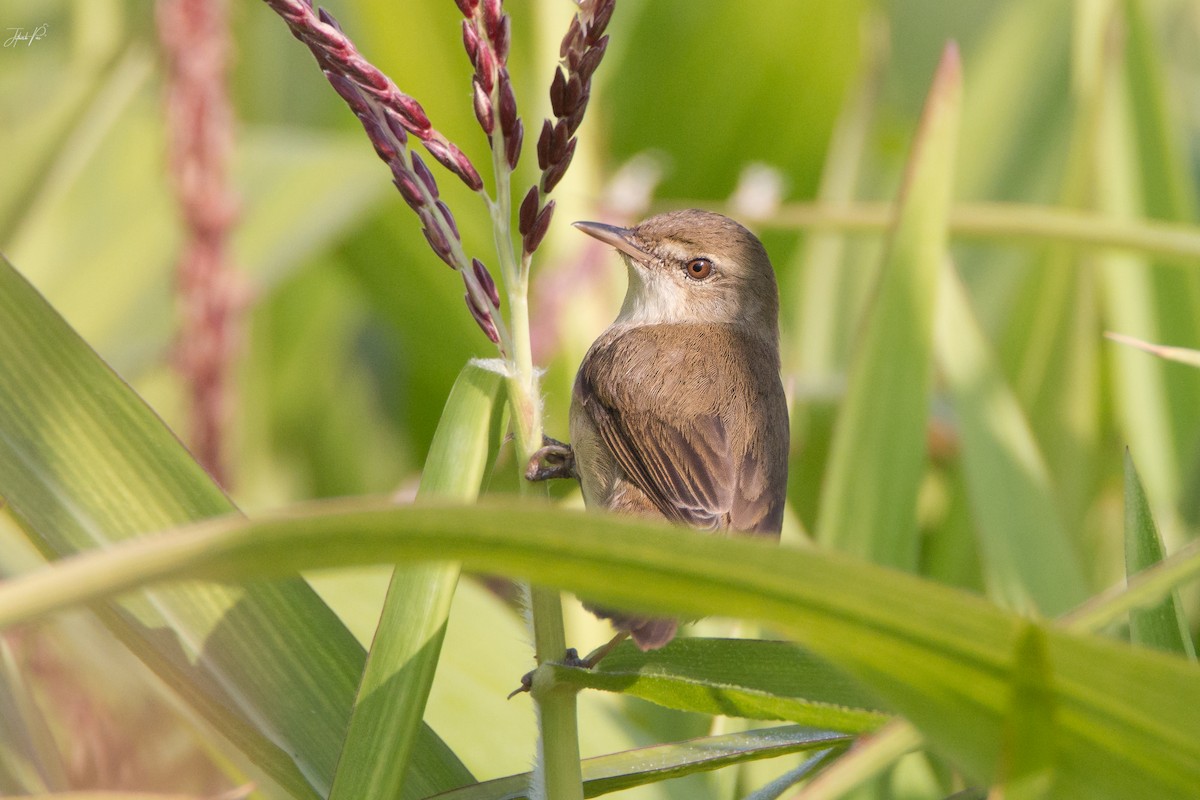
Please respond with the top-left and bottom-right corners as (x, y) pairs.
(563, 75), (583, 114)
(541, 138), (575, 192)
(577, 37), (608, 82)
(473, 77), (495, 135)
(436, 199), (460, 239)
(523, 199), (555, 254)
(549, 68), (567, 117)
(536, 120), (553, 169)
(587, 0), (615, 44)
(424, 137), (485, 192)
(505, 118), (523, 169)
(475, 45), (496, 93)
(518, 186), (539, 235)
(494, 16), (511, 63)
(346, 56), (390, 92)
(560, 15), (582, 58)
(324, 71), (368, 114)
(472, 258), (501, 307)
(423, 225), (456, 268)
(411, 151), (439, 198)
(454, 0), (478, 16)
(497, 69), (518, 134)
(465, 292), (500, 343)
(392, 173), (424, 210)
(462, 20), (481, 63)
(382, 107), (411, 147)
(392, 94), (432, 134)
(360, 115), (398, 161)
(317, 6), (342, 31)
(548, 119), (569, 164)
(482, 0), (503, 43)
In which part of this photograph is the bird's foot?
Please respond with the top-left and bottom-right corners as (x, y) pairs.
(506, 636), (628, 699)
(524, 436), (577, 482)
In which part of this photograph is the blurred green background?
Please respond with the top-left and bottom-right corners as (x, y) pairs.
(1, 0), (1198, 797)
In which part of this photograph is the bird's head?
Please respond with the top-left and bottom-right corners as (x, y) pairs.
(574, 209), (779, 336)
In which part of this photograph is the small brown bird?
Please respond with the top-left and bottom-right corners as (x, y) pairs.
(528, 208), (789, 652)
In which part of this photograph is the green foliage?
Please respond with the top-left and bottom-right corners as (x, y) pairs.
(1, 1), (1199, 798)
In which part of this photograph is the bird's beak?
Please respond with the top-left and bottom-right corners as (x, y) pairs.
(573, 220), (653, 266)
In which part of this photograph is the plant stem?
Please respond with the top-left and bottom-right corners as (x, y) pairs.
(668, 199), (1200, 266)
(486, 74), (585, 800)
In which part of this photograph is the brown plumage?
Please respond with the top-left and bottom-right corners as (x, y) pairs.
(531, 209), (789, 650)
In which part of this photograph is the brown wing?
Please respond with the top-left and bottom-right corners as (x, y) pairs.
(575, 325), (787, 535)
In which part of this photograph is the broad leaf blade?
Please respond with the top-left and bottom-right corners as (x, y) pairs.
(549, 638), (888, 734)
(426, 725), (850, 800)
(330, 364), (501, 799)
(0, 254), (471, 798)
(816, 43), (960, 568)
(0, 501), (1197, 798)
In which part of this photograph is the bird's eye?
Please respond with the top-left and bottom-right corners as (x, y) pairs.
(685, 258), (713, 280)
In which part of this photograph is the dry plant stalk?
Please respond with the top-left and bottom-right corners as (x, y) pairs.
(158, 0), (242, 487)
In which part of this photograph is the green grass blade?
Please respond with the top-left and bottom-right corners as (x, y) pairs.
(330, 364), (501, 800)
(0, 254), (471, 798)
(740, 750), (838, 800)
(1098, 1), (1200, 519)
(0, 500), (1197, 798)
(425, 726), (850, 800)
(816, 43), (960, 568)
(1123, 452), (1196, 658)
(790, 720), (922, 800)
(995, 625), (1056, 799)
(936, 263), (1089, 614)
(547, 638), (888, 734)
(1060, 537), (1200, 633)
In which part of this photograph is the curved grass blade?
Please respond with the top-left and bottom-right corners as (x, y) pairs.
(0, 254), (471, 798)
(425, 725), (851, 800)
(0, 499), (1197, 798)
(548, 638), (889, 733)
(330, 364), (501, 800)
(816, 43), (960, 568)
(790, 720), (922, 800)
(936, 262), (1089, 615)
(1123, 452), (1196, 658)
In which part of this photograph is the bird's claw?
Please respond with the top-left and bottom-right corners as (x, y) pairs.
(524, 435), (577, 482)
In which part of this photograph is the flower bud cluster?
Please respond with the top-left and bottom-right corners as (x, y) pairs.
(537, 0), (613, 194)
(263, 0), (503, 345)
(518, 0), (614, 257)
(459, 0), (522, 171)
